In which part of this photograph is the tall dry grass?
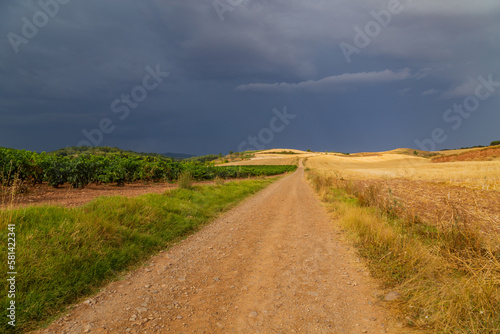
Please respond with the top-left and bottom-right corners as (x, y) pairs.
(307, 170), (500, 333)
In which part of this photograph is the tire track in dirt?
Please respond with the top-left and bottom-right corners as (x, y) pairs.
(34, 162), (394, 334)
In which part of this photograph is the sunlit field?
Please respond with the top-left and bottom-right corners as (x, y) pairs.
(307, 153), (500, 191)
(221, 149), (317, 166)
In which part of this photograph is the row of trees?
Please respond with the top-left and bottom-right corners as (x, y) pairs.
(0, 148), (296, 189)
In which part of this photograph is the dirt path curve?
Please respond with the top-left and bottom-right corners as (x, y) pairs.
(35, 162), (393, 334)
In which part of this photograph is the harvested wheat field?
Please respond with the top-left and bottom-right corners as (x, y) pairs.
(307, 153), (500, 190)
(306, 152), (500, 234)
(221, 149), (319, 166)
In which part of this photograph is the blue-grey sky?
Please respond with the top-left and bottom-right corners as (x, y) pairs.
(1, 0), (499, 155)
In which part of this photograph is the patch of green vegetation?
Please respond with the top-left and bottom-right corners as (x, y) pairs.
(395, 149), (439, 158)
(226, 151), (255, 161)
(177, 170), (194, 189)
(0, 178), (276, 333)
(186, 154), (222, 163)
(260, 151), (298, 155)
(50, 145), (189, 160)
(0, 147), (294, 189)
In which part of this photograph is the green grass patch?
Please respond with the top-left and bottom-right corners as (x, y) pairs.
(0, 178), (276, 333)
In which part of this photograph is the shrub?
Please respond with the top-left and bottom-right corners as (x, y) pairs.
(178, 171), (193, 189)
(214, 176), (225, 186)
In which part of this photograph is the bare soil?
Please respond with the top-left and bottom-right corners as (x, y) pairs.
(33, 164), (399, 334)
(1, 182), (177, 209)
(0, 176), (279, 210)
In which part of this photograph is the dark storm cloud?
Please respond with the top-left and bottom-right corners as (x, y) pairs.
(235, 68), (412, 93)
(1, 0), (499, 154)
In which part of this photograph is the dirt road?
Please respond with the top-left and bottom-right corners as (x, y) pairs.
(35, 163), (394, 333)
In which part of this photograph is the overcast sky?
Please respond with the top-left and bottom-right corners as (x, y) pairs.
(1, 0), (499, 155)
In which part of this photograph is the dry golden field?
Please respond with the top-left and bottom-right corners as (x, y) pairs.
(223, 148), (500, 190)
(307, 153), (500, 191)
(221, 149), (319, 166)
(306, 151), (500, 234)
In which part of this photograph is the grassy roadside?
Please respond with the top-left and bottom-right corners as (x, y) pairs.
(306, 170), (500, 333)
(0, 178), (276, 333)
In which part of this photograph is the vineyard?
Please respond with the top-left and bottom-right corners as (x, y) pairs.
(0, 148), (296, 189)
